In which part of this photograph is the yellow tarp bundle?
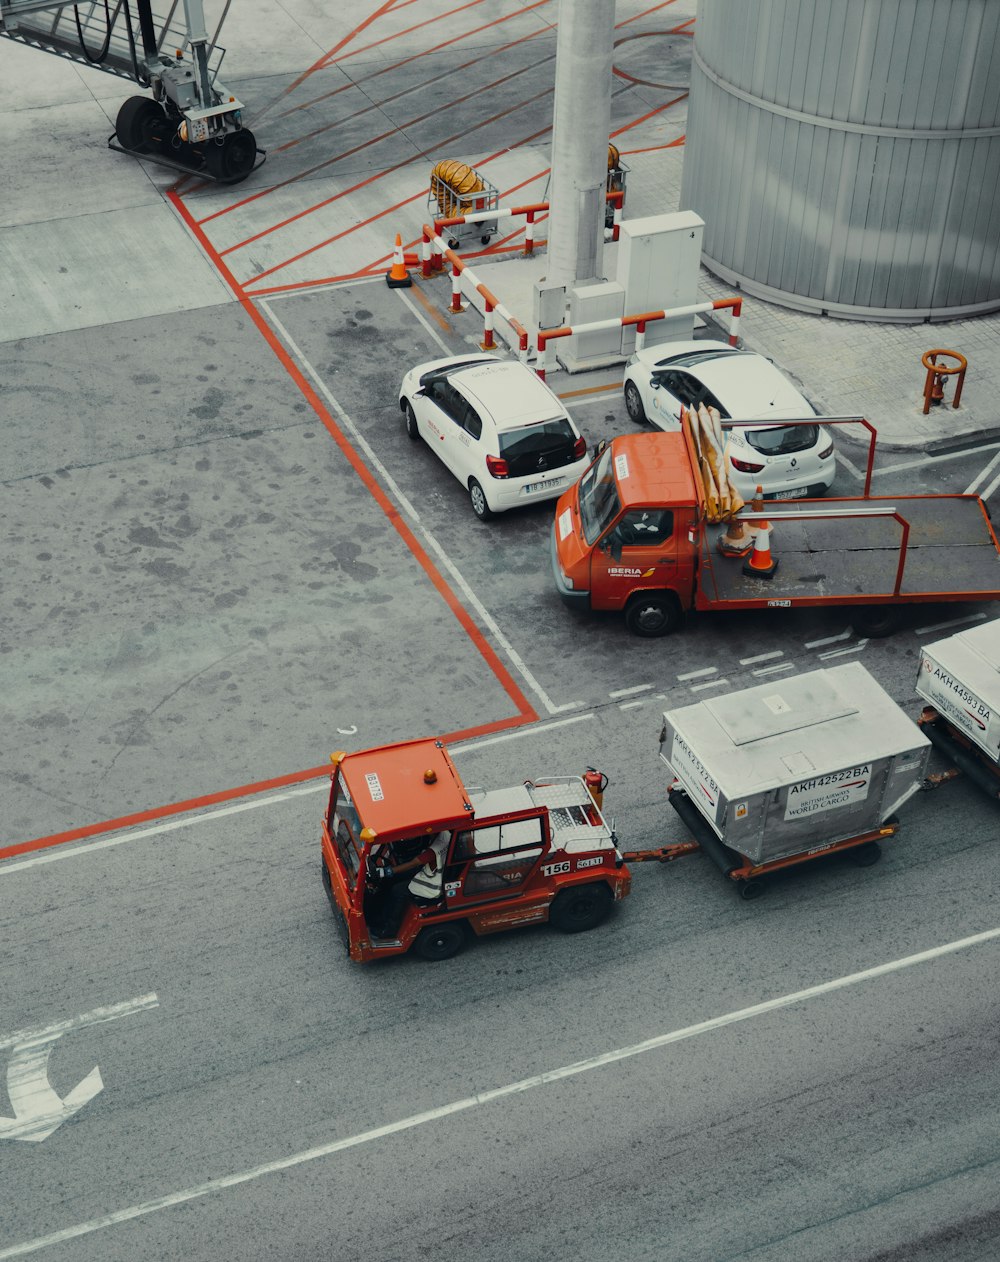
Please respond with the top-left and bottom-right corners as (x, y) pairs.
(683, 404), (745, 524)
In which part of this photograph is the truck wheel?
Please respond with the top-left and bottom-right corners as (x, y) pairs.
(469, 479), (494, 521)
(624, 381), (647, 425)
(548, 884), (612, 933)
(413, 922), (467, 961)
(851, 607), (899, 638)
(624, 591), (681, 637)
(403, 400), (420, 440)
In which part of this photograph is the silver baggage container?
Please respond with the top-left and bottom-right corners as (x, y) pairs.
(659, 662), (930, 864)
(915, 619), (1000, 765)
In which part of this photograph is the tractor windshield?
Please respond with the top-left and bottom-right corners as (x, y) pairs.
(332, 777), (364, 888)
(578, 446), (621, 544)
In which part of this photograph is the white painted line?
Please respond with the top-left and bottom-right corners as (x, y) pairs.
(261, 301), (580, 717)
(6, 926), (1000, 1259)
(835, 451), (865, 481)
(739, 650), (783, 665)
(395, 289), (453, 357)
(981, 466), (1000, 502)
(867, 441), (1000, 478)
(691, 678), (730, 692)
(453, 713), (594, 753)
(752, 662), (795, 677)
(819, 639), (869, 659)
(1, 717), (597, 877)
(804, 628), (851, 649)
(609, 684), (653, 698)
(0, 784), (329, 877)
(965, 448), (1000, 496)
(618, 700), (645, 710)
(913, 611), (988, 637)
(0, 995), (159, 1053)
(678, 667), (717, 681)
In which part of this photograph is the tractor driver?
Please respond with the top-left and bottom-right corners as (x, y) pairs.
(369, 832), (450, 937)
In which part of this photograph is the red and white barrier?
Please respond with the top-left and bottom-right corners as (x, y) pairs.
(535, 298), (743, 380)
(423, 225), (530, 359)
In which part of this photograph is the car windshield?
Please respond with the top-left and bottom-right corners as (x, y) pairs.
(743, 424), (819, 455)
(578, 447), (621, 544)
(498, 418), (577, 477)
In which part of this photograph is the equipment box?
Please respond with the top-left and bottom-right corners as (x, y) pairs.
(915, 619), (1000, 765)
(659, 662), (930, 864)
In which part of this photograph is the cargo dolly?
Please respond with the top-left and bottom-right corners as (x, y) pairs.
(916, 618), (1000, 801)
(624, 786), (899, 900)
(623, 661), (930, 900)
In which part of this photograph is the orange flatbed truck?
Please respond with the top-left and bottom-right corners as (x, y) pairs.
(321, 738), (629, 962)
(551, 417), (1000, 637)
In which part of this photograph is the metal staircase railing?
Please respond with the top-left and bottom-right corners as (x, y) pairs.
(0, 0), (228, 83)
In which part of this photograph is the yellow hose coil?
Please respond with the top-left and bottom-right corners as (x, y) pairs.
(431, 160), (486, 219)
(608, 143), (620, 171)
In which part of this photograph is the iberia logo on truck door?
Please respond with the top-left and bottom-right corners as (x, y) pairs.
(784, 765), (871, 820)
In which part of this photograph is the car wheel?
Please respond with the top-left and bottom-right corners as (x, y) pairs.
(413, 922), (467, 961)
(403, 400), (420, 441)
(469, 479), (494, 520)
(624, 591), (682, 637)
(548, 884), (613, 933)
(624, 380), (647, 425)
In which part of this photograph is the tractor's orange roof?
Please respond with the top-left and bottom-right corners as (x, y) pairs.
(337, 738), (472, 841)
(612, 432), (699, 507)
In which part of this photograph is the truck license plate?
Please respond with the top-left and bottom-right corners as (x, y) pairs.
(773, 486), (808, 500)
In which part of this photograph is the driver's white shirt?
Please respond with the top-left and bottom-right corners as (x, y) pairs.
(407, 834), (450, 900)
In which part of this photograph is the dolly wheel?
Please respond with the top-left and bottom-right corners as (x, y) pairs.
(413, 922), (467, 961)
(205, 129), (258, 183)
(739, 879), (765, 901)
(850, 841), (882, 867)
(549, 884), (612, 933)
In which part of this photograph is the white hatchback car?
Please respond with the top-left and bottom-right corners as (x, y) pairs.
(399, 353), (591, 519)
(622, 339), (836, 500)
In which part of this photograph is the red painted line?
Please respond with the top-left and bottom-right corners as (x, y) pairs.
(323, 0), (490, 67)
(0, 711), (531, 860)
(611, 91), (689, 139)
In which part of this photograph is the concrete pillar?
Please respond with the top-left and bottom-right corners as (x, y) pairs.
(547, 0), (615, 289)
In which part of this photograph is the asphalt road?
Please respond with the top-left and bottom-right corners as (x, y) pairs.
(2, 707), (999, 1261)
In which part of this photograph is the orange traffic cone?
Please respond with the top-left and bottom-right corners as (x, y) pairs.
(385, 233), (412, 288)
(717, 517), (753, 557)
(742, 516), (778, 579)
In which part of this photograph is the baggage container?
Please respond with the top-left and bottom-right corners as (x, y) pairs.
(659, 662), (930, 864)
(915, 619), (1000, 765)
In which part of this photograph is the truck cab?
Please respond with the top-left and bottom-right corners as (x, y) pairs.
(551, 432), (700, 636)
(321, 738), (629, 962)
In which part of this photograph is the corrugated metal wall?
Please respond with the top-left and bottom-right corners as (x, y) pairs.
(680, 0), (1000, 320)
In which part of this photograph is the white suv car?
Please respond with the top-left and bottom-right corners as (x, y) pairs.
(622, 340), (836, 500)
(399, 354), (591, 519)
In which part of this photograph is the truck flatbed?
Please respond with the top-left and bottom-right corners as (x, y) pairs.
(698, 495), (1000, 607)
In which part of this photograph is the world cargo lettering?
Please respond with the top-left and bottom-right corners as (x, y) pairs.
(783, 764), (871, 821)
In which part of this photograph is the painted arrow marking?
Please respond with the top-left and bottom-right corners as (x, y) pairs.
(0, 993), (158, 1142)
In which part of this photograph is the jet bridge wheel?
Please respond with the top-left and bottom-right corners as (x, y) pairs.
(205, 129), (259, 183)
(115, 95), (165, 151)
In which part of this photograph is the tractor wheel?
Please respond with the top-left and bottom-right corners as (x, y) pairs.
(205, 129), (258, 183)
(548, 884), (612, 934)
(115, 96), (164, 151)
(624, 591), (682, 637)
(413, 922), (467, 961)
